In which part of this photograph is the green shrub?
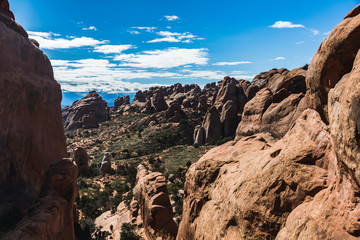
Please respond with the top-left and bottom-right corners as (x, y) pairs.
(120, 223), (141, 240)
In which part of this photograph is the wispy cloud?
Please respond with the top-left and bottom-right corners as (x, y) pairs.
(28, 31), (106, 49)
(114, 47), (208, 69)
(132, 27), (157, 32)
(129, 30), (140, 35)
(164, 15), (179, 21)
(82, 26), (97, 31)
(94, 44), (134, 54)
(296, 41), (304, 44)
(271, 57), (286, 61)
(213, 61), (252, 66)
(310, 28), (320, 35)
(269, 21), (305, 28)
(147, 31), (203, 43)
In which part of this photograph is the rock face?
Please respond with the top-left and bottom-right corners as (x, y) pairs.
(95, 202), (131, 240)
(0, 2), (77, 238)
(306, 5), (360, 121)
(179, 110), (355, 239)
(328, 47), (360, 186)
(179, 5), (360, 240)
(203, 106), (222, 143)
(236, 67), (307, 139)
(63, 91), (110, 131)
(100, 152), (112, 176)
(131, 165), (178, 239)
(152, 89), (168, 112)
(74, 147), (90, 176)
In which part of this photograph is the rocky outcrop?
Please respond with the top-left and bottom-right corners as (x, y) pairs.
(63, 91), (110, 131)
(131, 165), (178, 239)
(100, 152), (112, 176)
(328, 48), (360, 186)
(179, 4), (360, 240)
(193, 126), (205, 146)
(203, 106), (222, 143)
(166, 103), (186, 123)
(0, 1), (77, 239)
(152, 89), (168, 112)
(179, 109), (354, 239)
(74, 147), (90, 176)
(95, 202), (131, 240)
(236, 67), (307, 139)
(306, 5), (360, 121)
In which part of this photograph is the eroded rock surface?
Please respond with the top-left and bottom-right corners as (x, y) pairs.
(0, 1), (78, 238)
(63, 91), (110, 131)
(306, 6), (360, 121)
(179, 4), (360, 240)
(178, 110), (338, 239)
(74, 147), (90, 176)
(131, 165), (178, 239)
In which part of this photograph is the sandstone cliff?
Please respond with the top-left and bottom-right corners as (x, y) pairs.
(177, 4), (360, 240)
(0, 1), (77, 239)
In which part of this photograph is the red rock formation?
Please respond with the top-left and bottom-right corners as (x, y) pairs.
(131, 165), (178, 239)
(74, 147), (90, 176)
(236, 67), (307, 139)
(178, 110), (334, 239)
(63, 91), (110, 131)
(306, 5), (360, 121)
(179, 4), (360, 240)
(0, 1), (77, 239)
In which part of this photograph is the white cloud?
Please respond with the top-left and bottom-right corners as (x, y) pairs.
(94, 44), (134, 54)
(323, 31), (331, 36)
(129, 30), (140, 35)
(310, 29), (320, 35)
(296, 41), (304, 44)
(213, 61), (252, 66)
(147, 31), (203, 43)
(179, 70), (254, 80)
(269, 21), (305, 28)
(272, 57), (286, 61)
(114, 47), (209, 68)
(132, 27), (157, 32)
(28, 31), (106, 49)
(52, 59), (167, 93)
(82, 26), (97, 31)
(164, 15), (179, 21)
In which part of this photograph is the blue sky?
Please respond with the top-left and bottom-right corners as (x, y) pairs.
(10, 0), (359, 106)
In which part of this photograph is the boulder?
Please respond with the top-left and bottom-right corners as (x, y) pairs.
(131, 165), (178, 239)
(100, 153), (112, 176)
